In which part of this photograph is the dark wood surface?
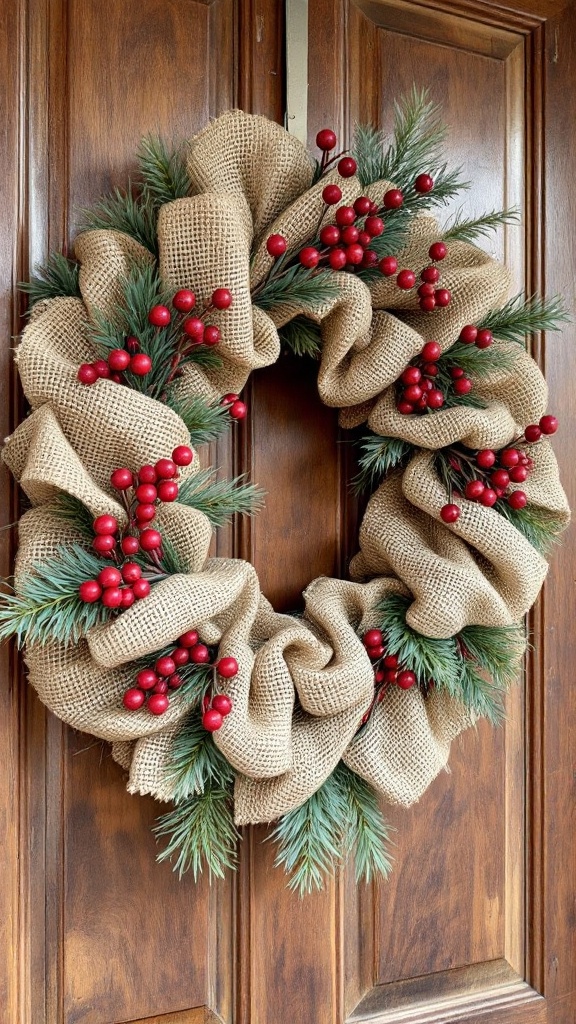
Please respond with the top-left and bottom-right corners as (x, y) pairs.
(1, 1), (575, 1022)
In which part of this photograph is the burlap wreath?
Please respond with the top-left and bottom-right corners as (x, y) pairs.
(4, 111), (570, 826)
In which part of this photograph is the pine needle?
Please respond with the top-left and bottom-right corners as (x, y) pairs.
(154, 783), (239, 881)
(478, 293), (570, 344)
(279, 316), (322, 358)
(254, 265), (340, 312)
(80, 187), (158, 254)
(497, 501), (567, 555)
(20, 252), (81, 309)
(137, 135), (191, 206)
(442, 207), (520, 244)
(165, 710), (235, 801)
(0, 544), (109, 646)
(353, 434), (413, 493)
(338, 764), (393, 884)
(437, 340), (520, 379)
(353, 123), (388, 188)
(166, 395), (230, 445)
(177, 469), (265, 528)
(51, 493), (98, 538)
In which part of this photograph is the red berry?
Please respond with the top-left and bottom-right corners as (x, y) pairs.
(379, 256), (398, 276)
(108, 349), (131, 372)
(435, 288), (451, 307)
(354, 196), (372, 216)
(178, 630), (199, 648)
(229, 400), (247, 420)
(396, 269), (416, 290)
(203, 325), (221, 346)
(212, 288), (233, 310)
(509, 464), (528, 483)
(475, 329), (493, 349)
(539, 414), (558, 435)
(459, 325), (478, 344)
(415, 173), (434, 193)
(202, 709), (223, 732)
(157, 480), (179, 502)
(172, 289), (196, 313)
(322, 184), (342, 205)
(126, 336), (140, 353)
(508, 490), (527, 509)
(148, 305), (171, 327)
(79, 580), (102, 603)
(383, 189), (403, 209)
(401, 366), (422, 386)
(500, 449), (521, 468)
(98, 566), (122, 588)
(316, 128), (336, 151)
(491, 469), (510, 489)
(476, 449), (496, 469)
(465, 480), (485, 500)
(148, 693), (169, 716)
(479, 488), (498, 507)
(155, 458), (177, 479)
(345, 244), (364, 265)
(328, 248), (347, 270)
(212, 694), (233, 716)
(120, 588), (135, 609)
(361, 250), (378, 268)
(78, 363), (98, 385)
(524, 424), (542, 443)
(403, 384), (422, 403)
(92, 535), (116, 554)
(172, 445), (193, 466)
(93, 514), (118, 536)
(156, 656), (176, 678)
(121, 563), (142, 584)
(102, 587), (123, 609)
(123, 688), (145, 711)
(139, 529), (162, 551)
(93, 359), (111, 378)
(217, 656), (239, 678)
(137, 669), (158, 691)
(135, 503), (156, 523)
(183, 317), (204, 341)
(449, 366), (464, 379)
(415, 395), (428, 410)
(266, 234), (287, 257)
(129, 353), (152, 376)
(421, 341), (441, 362)
(418, 283), (435, 298)
(153, 679), (168, 694)
(453, 377), (472, 395)
(419, 296), (436, 312)
(320, 225), (341, 246)
(365, 216), (384, 237)
(397, 670), (416, 689)
(427, 388), (445, 409)
(335, 206), (356, 227)
(422, 363), (438, 377)
(132, 578), (151, 600)
(429, 241), (447, 261)
(341, 225), (359, 245)
(397, 401), (414, 415)
(135, 483), (157, 504)
(168, 674), (184, 690)
(121, 536), (140, 555)
(440, 503), (461, 523)
(110, 468), (133, 490)
(190, 644), (211, 664)
(421, 265), (440, 284)
(337, 157), (357, 177)
(172, 647), (190, 667)
(110, 373), (122, 384)
(363, 628), (384, 648)
(383, 654), (398, 669)
(138, 465), (157, 483)
(299, 246), (320, 268)
(367, 645), (385, 660)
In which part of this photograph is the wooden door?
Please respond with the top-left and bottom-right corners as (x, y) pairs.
(1, 1), (575, 1022)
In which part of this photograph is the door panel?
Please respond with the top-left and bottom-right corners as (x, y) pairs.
(1, 1), (575, 1023)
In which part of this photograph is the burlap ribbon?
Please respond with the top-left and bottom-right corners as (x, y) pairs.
(3, 111), (569, 824)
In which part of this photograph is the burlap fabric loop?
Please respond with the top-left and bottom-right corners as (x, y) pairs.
(3, 110), (569, 824)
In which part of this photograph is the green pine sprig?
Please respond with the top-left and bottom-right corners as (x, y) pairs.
(80, 187), (158, 255)
(177, 469), (265, 528)
(137, 135), (191, 206)
(437, 339), (520, 379)
(0, 544), (110, 647)
(154, 781), (239, 881)
(19, 252), (81, 309)
(253, 264), (340, 312)
(50, 493), (98, 538)
(165, 394), (231, 445)
(270, 761), (392, 895)
(478, 293), (570, 344)
(278, 316), (322, 359)
(442, 207), (520, 244)
(353, 433), (413, 493)
(497, 501), (566, 555)
(165, 709), (235, 802)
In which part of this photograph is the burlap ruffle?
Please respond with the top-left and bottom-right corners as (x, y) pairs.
(3, 110), (569, 824)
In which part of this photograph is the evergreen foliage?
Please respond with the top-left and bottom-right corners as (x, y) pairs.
(497, 501), (566, 556)
(155, 782), (239, 881)
(80, 187), (158, 254)
(178, 469), (265, 528)
(137, 134), (191, 206)
(441, 207), (520, 244)
(353, 433), (413, 493)
(166, 395), (231, 445)
(20, 252), (81, 308)
(279, 316), (322, 358)
(253, 264), (340, 311)
(478, 293), (570, 344)
(165, 709), (235, 801)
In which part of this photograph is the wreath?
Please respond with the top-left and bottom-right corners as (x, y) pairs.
(3, 91), (570, 893)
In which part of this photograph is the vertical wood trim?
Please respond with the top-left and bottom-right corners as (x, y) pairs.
(285, 0), (309, 141)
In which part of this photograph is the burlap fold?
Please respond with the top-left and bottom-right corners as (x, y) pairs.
(3, 110), (570, 825)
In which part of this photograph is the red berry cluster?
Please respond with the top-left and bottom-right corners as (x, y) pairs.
(360, 628), (428, 726)
(219, 392), (247, 421)
(77, 287), (233, 387)
(396, 238), (451, 310)
(458, 323), (495, 348)
(439, 414), (559, 524)
(315, 128), (358, 179)
(395, 340), (471, 415)
(201, 655), (238, 731)
(79, 561), (150, 610)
